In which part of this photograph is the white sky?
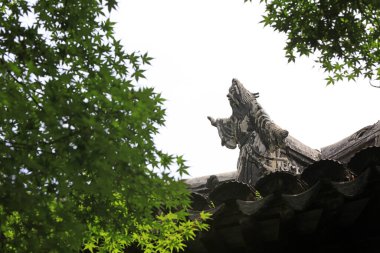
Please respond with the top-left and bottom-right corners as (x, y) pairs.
(113, 0), (380, 178)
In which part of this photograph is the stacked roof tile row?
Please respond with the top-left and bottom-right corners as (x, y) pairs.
(185, 122), (380, 253)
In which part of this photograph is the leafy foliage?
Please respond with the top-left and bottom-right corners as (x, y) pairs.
(0, 0), (208, 252)
(245, 0), (380, 85)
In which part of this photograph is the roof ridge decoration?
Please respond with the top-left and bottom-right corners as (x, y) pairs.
(208, 79), (319, 186)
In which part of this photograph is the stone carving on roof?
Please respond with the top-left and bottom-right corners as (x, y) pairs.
(183, 85), (380, 252)
(208, 79), (318, 185)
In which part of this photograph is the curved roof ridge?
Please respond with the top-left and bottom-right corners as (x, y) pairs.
(321, 120), (380, 162)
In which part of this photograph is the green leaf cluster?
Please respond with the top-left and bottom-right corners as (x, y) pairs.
(130, 211), (210, 253)
(0, 0), (207, 252)
(246, 0), (380, 85)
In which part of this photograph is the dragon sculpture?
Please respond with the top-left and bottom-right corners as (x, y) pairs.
(208, 79), (299, 185)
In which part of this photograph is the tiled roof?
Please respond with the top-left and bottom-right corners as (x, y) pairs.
(185, 122), (380, 253)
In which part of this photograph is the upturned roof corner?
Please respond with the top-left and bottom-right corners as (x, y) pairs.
(184, 79), (380, 253)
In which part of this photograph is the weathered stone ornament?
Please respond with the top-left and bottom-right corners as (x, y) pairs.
(208, 79), (309, 185)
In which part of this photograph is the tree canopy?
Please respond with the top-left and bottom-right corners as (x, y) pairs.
(0, 0), (208, 252)
(246, 0), (380, 85)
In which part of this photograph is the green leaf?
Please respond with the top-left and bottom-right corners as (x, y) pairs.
(106, 0), (118, 12)
(8, 62), (22, 76)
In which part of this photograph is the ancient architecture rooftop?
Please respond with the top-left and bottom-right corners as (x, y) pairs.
(185, 79), (380, 253)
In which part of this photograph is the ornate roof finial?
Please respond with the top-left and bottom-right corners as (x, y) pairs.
(208, 79), (296, 185)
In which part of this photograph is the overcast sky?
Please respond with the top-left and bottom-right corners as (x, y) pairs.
(112, 0), (380, 178)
